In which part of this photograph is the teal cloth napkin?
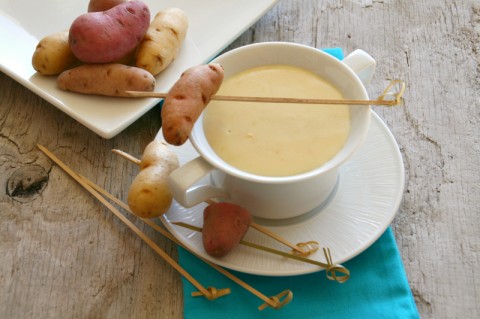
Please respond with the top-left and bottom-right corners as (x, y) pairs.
(178, 228), (418, 319)
(177, 48), (419, 318)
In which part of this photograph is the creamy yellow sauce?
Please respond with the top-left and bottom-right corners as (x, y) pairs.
(203, 65), (350, 177)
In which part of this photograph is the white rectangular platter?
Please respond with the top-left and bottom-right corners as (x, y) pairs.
(0, 0), (278, 138)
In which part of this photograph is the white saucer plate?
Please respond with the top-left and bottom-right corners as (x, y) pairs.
(0, 0), (278, 138)
(161, 111), (405, 276)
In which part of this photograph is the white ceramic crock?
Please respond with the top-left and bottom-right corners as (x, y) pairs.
(168, 42), (375, 219)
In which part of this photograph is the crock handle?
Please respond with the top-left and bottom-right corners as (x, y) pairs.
(168, 157), (230, 208)
(342, 49), (376, 86)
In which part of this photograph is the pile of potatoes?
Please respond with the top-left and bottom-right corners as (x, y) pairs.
(32, 0), (188, 97)
(33, 0), (249, 258)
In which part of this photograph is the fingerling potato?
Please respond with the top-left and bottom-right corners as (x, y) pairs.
(32, 30), (78, 75)
(202, 202), (252, 257)
(57, 63), (155, 97)
(135, 8), (189, 76)
(128, 140), (180, 218)
(69, 0), (150, 63)
(161, 63), (224, 146)
(88, 0), (128, 12)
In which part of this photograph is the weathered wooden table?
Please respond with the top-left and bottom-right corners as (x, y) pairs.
(1, 0), (478, 318)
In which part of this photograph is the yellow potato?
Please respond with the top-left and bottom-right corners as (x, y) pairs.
(134, 8), (188, 76)
(127, 141), (179, 218)
(32, 30), (78, 75)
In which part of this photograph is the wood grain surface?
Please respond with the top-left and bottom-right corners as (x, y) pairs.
(1, 0), (479, 318)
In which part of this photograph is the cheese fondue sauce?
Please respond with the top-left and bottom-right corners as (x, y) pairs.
(203, 65), (350, 177)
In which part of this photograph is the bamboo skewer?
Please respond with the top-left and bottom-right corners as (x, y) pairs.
(113, 149), (316, 256)
(37, 144), (292, 310)
(172, 221), (350, 283)
(84, 171), (347, 284)
(79, 175), (293, 309)
(249, 222), (318, 256)
(125, 79), (405, 107)
(36, 144), (227, 302)
(109, 150), (350, 283)
(111, 149), (141, 166)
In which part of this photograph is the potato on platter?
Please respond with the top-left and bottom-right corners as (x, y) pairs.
(32, 30), (78, 75)
(57, 63), (155, 97)
(69, 0), (150, 63)
(114, 46), (138, 66)
(161, 63), (224, 146)
(202, 202), (252, 258)
(135, 8), (189, 76)
(127, 141), (180, 218)
(88, 0), (127, 12)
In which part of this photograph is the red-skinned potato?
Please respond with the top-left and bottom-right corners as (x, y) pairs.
(88, 0), (128, 12)
(202, 202), (252, 257)
(69, 0), (150, 63)
(161, 63), (224, 146)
